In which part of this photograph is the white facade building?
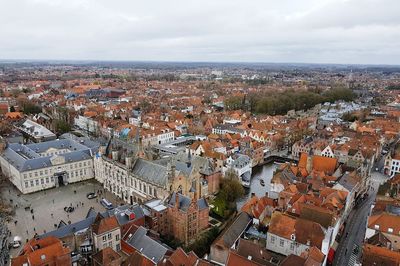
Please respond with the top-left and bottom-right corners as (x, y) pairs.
(0, 138), (99, 194)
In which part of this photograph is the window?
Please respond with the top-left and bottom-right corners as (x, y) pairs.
(374, 225), (380, 230)
(116, 234), (120, 241)
(24, 174), (27, 179)
(279, 239), (284, 247)
(388, 228), (393, 233)
(41, 179), (44, 185)
(108, 233), (112, 240)
(35, 172), (38, 177)
(270, 236), (275, 244)
(116, 243), (120, 251)
(45, 170), (48, 175)
(35, 180), (39, 186)
(46, 177), (49, 183)
(290, 242), (295, 251)
(25, 181), (29, 188)
(30, 180), (34, 186)
(102, 235), (107, 242)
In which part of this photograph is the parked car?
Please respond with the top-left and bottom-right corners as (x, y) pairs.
(86, 192), (97, 199)
(64, 206), (75, 213)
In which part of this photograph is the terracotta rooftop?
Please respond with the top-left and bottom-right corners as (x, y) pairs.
(92, 214), (119, 235)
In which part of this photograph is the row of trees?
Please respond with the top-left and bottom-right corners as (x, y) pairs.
(224, 87), (356, 115)
(386, 85), (400, 90)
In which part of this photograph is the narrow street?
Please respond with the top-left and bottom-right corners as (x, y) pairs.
(333, 172), (387, 266)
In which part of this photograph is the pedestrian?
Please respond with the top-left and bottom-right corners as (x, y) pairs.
(51, 213), (53, 218)
(26, 230), (28, 235)
(14, 220), (17, 225)
(52, 199), (54, 204)
(32, 215), (34, 220)
(345, 249), (347, 255)
(33, 227), (36, 232)
(82, 202), (84, 206)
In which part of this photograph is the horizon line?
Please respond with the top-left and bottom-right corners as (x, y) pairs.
(0, 58), (399, 67)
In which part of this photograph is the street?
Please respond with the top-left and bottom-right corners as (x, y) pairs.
(333, 172), (388, 266)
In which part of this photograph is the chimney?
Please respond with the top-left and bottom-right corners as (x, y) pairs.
(251, 192), (256, 197)
(125, 156), (133, 169)
(306, 154), (313, 173)
(175, 193), (180, 208)
(265, 192), (269, 197)
(112, 151), (119, 161)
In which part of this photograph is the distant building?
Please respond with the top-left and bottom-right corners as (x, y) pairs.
(16, 119), (56, 143)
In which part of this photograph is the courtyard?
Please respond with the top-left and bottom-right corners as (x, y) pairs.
(0, 179), (122, 258)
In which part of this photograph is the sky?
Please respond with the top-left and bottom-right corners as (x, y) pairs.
(0, 0), (399, 64)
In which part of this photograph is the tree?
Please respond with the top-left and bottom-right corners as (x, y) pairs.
(220, 170), (245, 203)
(55, 119), (71, 135)
(21, 102), (42, 114)
(224, 95), (243, 110)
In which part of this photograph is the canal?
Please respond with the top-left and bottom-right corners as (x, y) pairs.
(237, 163), (277, 210)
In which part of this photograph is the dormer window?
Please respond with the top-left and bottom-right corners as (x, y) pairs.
(388, 228), (393, 233)
(374, 224), (380, 230)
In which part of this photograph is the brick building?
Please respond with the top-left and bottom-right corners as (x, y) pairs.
(166, 192), (209, 245)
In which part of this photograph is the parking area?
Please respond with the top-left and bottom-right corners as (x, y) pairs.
(0, 179), (122, 258)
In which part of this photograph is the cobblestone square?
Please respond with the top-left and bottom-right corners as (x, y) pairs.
(0, 179), (122, 258)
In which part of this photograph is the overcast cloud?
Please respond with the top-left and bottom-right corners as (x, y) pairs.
(0, 0), (399, 64)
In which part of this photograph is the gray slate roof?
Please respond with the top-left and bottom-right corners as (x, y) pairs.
(132, 158), (169, 187)
(104, 204), (144, 226)
(167, 192), (208, 212)
(126, 226), (168, 263)
(222, 212), (252, 248)
(2, 138), (97, 172)
(39, 204), (141, 240)
(39, 216), (96, 239)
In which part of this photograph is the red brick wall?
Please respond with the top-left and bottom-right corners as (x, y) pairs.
(206, 172), (221, 195)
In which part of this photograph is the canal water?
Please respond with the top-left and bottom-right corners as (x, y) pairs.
(237, 163), (277, 210)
